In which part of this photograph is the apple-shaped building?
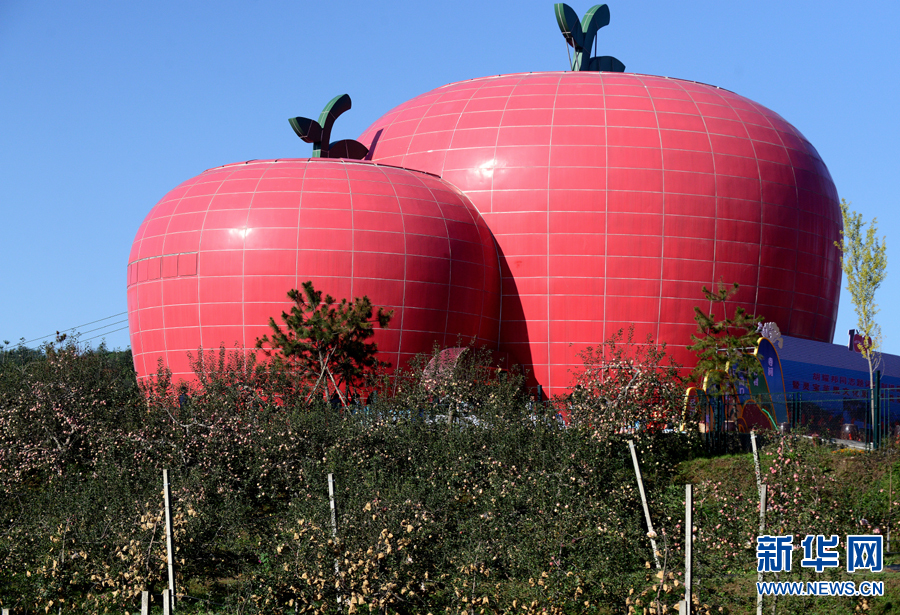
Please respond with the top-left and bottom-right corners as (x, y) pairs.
(358, 71), (841, 391)
(127, 4), (841, 395)
(127, 159), (501, 382)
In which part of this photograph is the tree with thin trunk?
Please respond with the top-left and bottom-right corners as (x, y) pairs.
(835, 198), (887, 433)
(256, 281), (393, 405)
(688, 280), (764, 386)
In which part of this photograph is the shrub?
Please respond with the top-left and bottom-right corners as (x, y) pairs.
(5, 335), (891, 614)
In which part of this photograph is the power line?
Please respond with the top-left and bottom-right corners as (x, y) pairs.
(82, 326), (130, 342)
(65, 312), (128, 330)
(14, 312), (128, 346)
(77, 319), (129, 337)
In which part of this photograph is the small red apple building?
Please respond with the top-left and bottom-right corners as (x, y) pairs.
(126, 159), (501, 382)
(127, 5), (841, 394)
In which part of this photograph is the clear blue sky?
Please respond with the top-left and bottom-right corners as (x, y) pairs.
(2, 1), (898, 355)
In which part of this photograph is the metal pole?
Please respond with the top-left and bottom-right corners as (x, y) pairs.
(163, 470), (175, 612)
(685, 484), (693, 615)
(875, 370), (882, 450)
(627, 440), (660, 569)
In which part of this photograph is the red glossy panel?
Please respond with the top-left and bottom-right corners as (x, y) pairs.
(132, 72), (840, 396)
(358, 71), (840, 394)
(128, 159), (501, 384)
(162, 231), (200, 254)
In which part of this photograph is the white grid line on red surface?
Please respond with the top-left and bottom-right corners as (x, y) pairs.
(546, 73), (562, 392)
(710, 85), (778, 330)
(385, 163), (407, 369)
(293, 160), (309, 323)
(633, 74), (665, 346)
(674, 77), (722, 334)
(601, 72), (609, 377)
(757, 100), (836, 337)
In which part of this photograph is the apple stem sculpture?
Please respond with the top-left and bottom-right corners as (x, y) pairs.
(554, 3), (625, 72)
(289, 93), (369, 159)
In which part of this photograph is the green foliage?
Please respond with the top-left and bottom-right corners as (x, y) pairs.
(0, 338), (141, 492)
(255, 281), (392, 405)
(565, 326), (689, 438)
(0, 338), (699, 613)
(836, 198), (888, 426)
(687, 281), (764, 385)
(836, 199), (888, 356)
(0, 338), (43, 368)
(3, 334), (899, 614)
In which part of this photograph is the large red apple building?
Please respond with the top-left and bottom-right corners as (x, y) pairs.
(127, 7), (841, 395)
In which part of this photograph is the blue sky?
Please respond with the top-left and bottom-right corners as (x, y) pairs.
(1, 1), (898, 356)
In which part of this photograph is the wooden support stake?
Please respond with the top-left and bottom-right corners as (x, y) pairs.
(328, 473), (342, 607)
(750, 431), (764, 504)
(751, 431), (768, 615)
(163, 589), (171, 615)
(757, 484), (767, 615)
(628, 440), (660, 569)
(163, 470), (175, 613)
(141, 590), (149, 615)
(328, 473), (338, 538)
(685, 484), (693, 615)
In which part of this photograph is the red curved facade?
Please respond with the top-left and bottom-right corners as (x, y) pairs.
(127, 159), (501, 383)
(359, 71), (841, 392)
(128, 71), (841, 395)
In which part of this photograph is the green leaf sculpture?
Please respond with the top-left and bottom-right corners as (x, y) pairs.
(554, 3), (625, 72)
(289, 94), (369, 159)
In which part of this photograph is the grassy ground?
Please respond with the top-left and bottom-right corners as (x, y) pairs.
(670, 439), (900, 615)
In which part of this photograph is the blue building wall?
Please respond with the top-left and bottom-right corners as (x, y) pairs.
(779, 334), (900, 396)
(777, 334), (900, 431)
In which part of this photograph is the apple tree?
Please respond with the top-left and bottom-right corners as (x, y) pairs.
(256, 281), (393, 405)
(566, 326), (686, 438)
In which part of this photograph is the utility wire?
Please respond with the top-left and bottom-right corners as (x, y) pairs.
(13, 312), (128, 346)
(82, 326), (130, 343)
(76, 319), (129, 337)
